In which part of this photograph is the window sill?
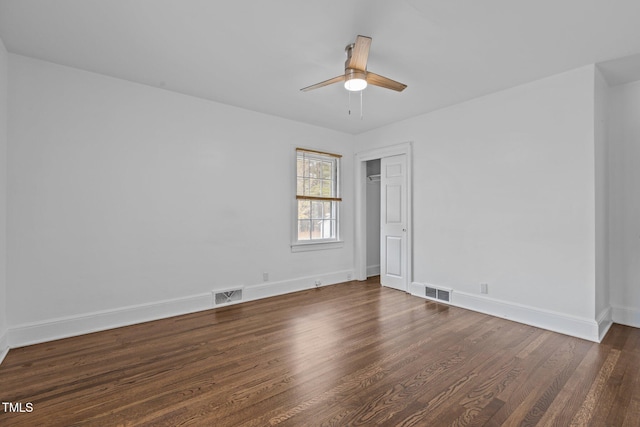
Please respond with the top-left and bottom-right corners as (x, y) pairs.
(291, 240), (344, 253)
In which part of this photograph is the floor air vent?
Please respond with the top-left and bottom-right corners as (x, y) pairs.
(425, 286), (451, 303)
(214, 289), (243, 306)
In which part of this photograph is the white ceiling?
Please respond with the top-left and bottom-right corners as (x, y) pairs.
(1, 0), (640, 134)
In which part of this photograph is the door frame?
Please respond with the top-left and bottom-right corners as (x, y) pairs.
(354, 142), (413, 287)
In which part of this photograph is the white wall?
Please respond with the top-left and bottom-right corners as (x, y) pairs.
(356, 66), (599, 338)
(6, 55), (354, 344)
(3, 51), (626, 348)
(594, 67), (610, 333)
(0, 36), (8, 360)
(609, 79), (640, 327)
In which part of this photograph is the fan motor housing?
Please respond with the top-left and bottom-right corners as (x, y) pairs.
(344, 43), (362, 70)
(345, 69), (367, 80)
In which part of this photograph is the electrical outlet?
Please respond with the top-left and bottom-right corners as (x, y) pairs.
(263, 272), (269, 282)
(347, 273), (352, 280)
(315, 280), (321, 287)
(480, 283), (488, 294)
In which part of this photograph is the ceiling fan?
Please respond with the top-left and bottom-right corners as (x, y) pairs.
(301, 35), (407, 93)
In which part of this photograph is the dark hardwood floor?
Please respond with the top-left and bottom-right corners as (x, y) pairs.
(1, 277), (639, 426)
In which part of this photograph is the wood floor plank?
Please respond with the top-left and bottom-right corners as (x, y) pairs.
(1, 277), (639, 426)
(597, 329), (640, 427)
(534, 343), (608, 426)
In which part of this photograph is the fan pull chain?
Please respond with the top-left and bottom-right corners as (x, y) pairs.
(347, 90), (364, 119)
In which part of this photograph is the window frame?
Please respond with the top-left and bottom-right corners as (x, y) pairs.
(291, 147), (344, 252)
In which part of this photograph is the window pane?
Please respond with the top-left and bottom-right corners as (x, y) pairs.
(297, 178), (304, 196)
(304, 180), (311, 196)
(307, 159), (317, 178)
(315, 160), (323, 178)
(298, 200), (310, 219)
(311, 220), (323, 239)
(298, 220), (311, 240)
(309, 179), (321, 197)
(311, 201), (323, 219)
(322, 161), (332, 179)
(323, 201), (332, 218)
(303, 158), (310, 178)
(322, 220), (334, 239)
(321, 179), (333, 197)
(297, 157), (304, 177)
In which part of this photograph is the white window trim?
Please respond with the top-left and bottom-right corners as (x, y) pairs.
(291, 240), (345, 252)
(291, 147), (342, 251)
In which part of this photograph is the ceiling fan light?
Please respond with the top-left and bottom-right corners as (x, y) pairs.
(344, 69), (368, 91)
(344, 77), (367, 91)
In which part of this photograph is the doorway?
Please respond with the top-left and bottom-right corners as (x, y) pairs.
(354, 142), (412, 291)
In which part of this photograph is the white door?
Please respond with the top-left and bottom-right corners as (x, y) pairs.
(380, 154), (408, 291)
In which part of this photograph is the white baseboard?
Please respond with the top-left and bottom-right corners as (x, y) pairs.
(9, 293), (213, 348)
(596, 306), (613, 342)
(244, 270), (353, 302)
(0, 330), (8, 365)
(409, 282), (427, 296)
(411, 282), (601, 342)
(366, 264), (380, 277)
(7, 269), (354, 350)
(612, 305), (640, 328)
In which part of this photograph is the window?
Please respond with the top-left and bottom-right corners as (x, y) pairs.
(295, 148), (341, 246)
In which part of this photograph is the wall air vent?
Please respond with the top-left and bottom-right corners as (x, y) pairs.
(425, 285), (452, 303)
(214, 288), (243, 306)
(425, 286), (437, 299)
(437, 289), (450, 302)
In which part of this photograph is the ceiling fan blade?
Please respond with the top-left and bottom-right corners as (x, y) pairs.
(366, 72), (407, 92)
(300, 75), (345, 92)
(346, 35), (371, 71)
